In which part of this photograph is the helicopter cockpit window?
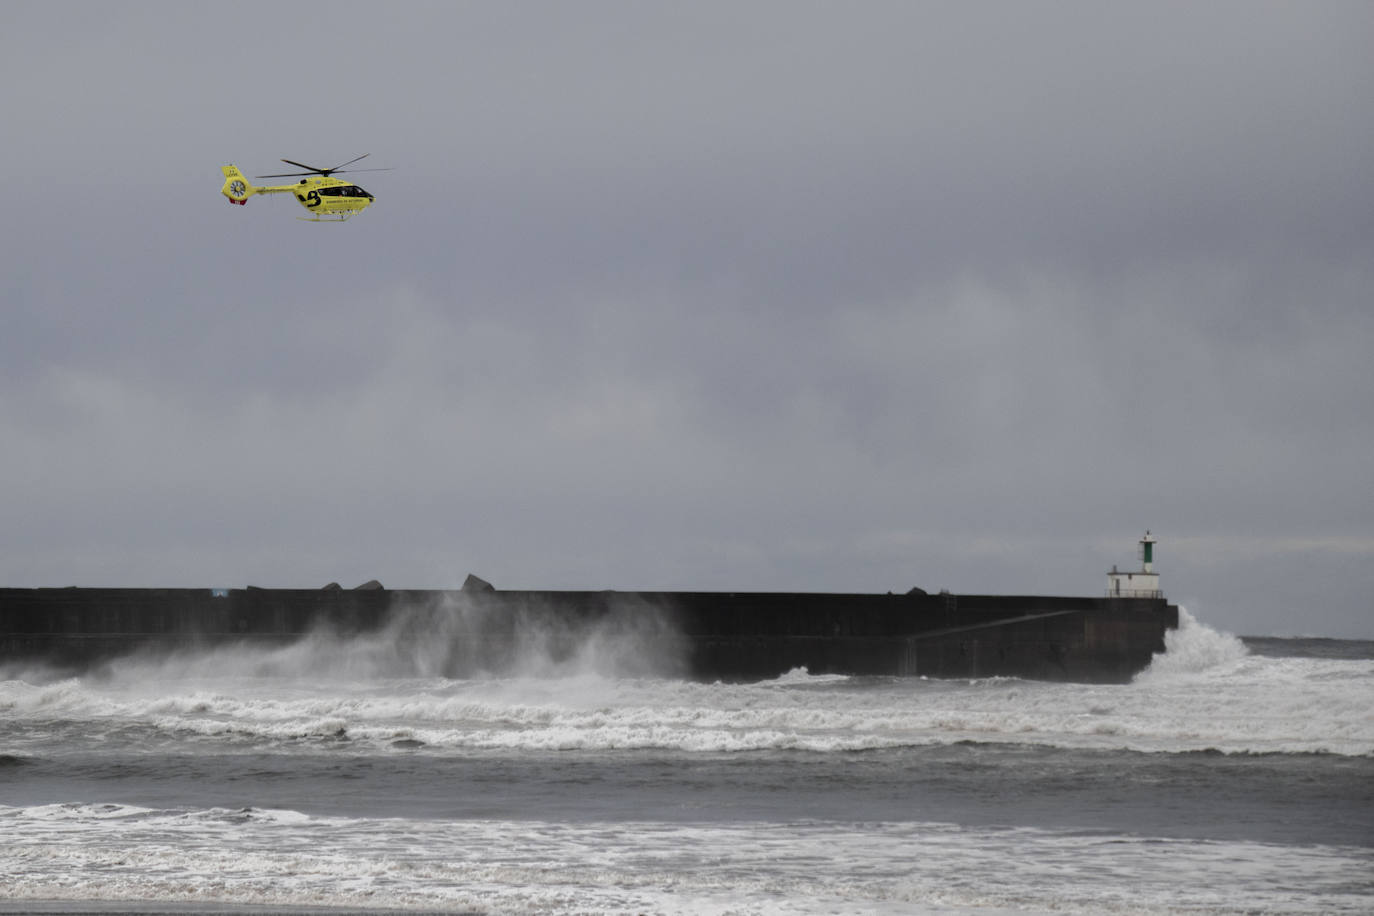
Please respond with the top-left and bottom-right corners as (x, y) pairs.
(315, 185), (368, 199)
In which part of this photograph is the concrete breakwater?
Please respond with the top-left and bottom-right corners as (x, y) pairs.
(0, 581), (1177, 682)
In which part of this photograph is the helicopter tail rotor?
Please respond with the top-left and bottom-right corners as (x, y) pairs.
(220, 164), (256, 205)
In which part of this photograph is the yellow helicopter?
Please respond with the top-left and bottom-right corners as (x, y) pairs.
(220, 154), (390, 221)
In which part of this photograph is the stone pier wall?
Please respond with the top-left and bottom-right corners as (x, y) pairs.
(0, 586), (1177, 683)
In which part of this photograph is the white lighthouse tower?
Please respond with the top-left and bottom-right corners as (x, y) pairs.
(1107, 531), (1161, 598)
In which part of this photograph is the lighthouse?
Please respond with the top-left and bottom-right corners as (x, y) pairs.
(1107, 531), (1162, 598)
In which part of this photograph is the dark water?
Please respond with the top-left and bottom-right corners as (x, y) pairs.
(9, 743), (1371, 848)
(2, 610), (1371, 913)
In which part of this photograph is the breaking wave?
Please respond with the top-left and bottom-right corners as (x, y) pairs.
(1136, 606), (1250, 680)
(3, 604), (1370, 757)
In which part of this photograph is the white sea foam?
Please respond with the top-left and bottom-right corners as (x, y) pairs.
(2, 608), (1371, 757)
(764, 666), (853, 686)
(1, 803), (1369, 914)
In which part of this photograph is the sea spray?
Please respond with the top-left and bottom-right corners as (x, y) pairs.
(1135, 606), (1249, 681)
(6, 605), (1370, 757)
(94, 590), (689, 683)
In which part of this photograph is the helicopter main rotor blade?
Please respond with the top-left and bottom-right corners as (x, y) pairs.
(255, 155), (392, 179)
(255, 167), (394, 178)
(280, 158), (328, 174)
(327, 153), (371, 172)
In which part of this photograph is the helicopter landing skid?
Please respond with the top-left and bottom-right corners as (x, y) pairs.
(297, 212), (357, 222)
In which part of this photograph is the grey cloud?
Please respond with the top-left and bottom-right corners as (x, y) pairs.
(2, 2), (1371, 637)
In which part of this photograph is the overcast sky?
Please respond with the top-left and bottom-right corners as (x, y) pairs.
(3, 1), (1371, 637)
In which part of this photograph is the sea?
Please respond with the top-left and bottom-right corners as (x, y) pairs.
(1, 608), (1370, 914)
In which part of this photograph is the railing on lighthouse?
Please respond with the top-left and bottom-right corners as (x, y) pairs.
(1108, 531), (1162, 598)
